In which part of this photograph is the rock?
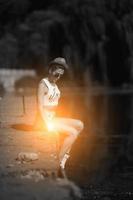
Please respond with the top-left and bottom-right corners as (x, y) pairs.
(20, 170), (45, 182)
(16, 152), (39, 162)
(6, 164), (14, 168)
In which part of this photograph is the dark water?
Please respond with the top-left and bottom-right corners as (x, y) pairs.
(63, 93), (133, 199)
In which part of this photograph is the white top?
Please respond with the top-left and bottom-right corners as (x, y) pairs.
(38, 78), (60, 107)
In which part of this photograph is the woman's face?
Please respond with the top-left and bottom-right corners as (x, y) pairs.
(49, 67), (64, 83)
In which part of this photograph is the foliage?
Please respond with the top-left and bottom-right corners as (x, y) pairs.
(0, 0), (132, 85)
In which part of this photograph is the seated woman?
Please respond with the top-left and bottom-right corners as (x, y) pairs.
(37, 57), (84, 169)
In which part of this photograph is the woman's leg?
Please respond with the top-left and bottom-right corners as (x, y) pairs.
(55, 117), (84, 155)
(54, 117), (84, 163)
(55, 117), (84, 133)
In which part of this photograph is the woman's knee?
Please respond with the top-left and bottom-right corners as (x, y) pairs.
(69, 128), (79, 139)
(70, 120), (84, 137)
(76, 120), (84, 133)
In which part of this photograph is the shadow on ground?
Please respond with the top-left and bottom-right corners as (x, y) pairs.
(10, 124), (46, 131)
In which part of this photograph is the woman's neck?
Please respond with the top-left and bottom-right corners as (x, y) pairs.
(47, 76), (56, 86)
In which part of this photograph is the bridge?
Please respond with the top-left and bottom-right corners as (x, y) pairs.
(0, 69), (37, 92)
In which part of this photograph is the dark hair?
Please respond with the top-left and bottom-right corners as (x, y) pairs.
(48, 64), (66, 73)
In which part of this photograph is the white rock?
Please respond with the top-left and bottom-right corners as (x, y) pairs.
(16, 152), (39, 162)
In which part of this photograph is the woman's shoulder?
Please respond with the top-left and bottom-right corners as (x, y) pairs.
(39, 77), (47, 84)
(42, 77), (48, 81)
(38, 77), (49, 88)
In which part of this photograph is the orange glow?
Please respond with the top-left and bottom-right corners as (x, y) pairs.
(47, 121), (55, 132)
(44, 118), (58, 133)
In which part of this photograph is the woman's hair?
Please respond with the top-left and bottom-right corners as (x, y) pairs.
(48, 64), (66, 74)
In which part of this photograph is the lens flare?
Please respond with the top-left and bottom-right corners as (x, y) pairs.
(47, 121), (55, 132)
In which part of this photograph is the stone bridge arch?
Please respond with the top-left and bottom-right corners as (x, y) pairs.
(0, 69), (37, 92)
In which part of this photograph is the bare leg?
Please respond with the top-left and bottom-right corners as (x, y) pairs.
(57, 118), (84, 155)
(54, 117), (84, 162)
(54, 122), (78, 161)
(55, 117), (84, 133)
(59, 129), (78, 162)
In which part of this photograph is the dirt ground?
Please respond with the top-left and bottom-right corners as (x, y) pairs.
(0, 92), (81, 200)
(1, 92), (133, 200)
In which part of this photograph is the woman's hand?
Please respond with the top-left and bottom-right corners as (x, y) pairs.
(43, 110), (55, 123)
(46, 111), (55, 121)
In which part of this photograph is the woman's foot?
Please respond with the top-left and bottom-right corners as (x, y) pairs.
(60, 153), (70, 169)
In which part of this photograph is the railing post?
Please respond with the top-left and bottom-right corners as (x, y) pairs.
(22, 95), (26, 115)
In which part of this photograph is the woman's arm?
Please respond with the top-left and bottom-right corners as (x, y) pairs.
(38, 80), (56, 122)
(38, 80), (48, 122)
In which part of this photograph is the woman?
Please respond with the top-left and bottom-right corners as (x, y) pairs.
(38, 57), (84, 169)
